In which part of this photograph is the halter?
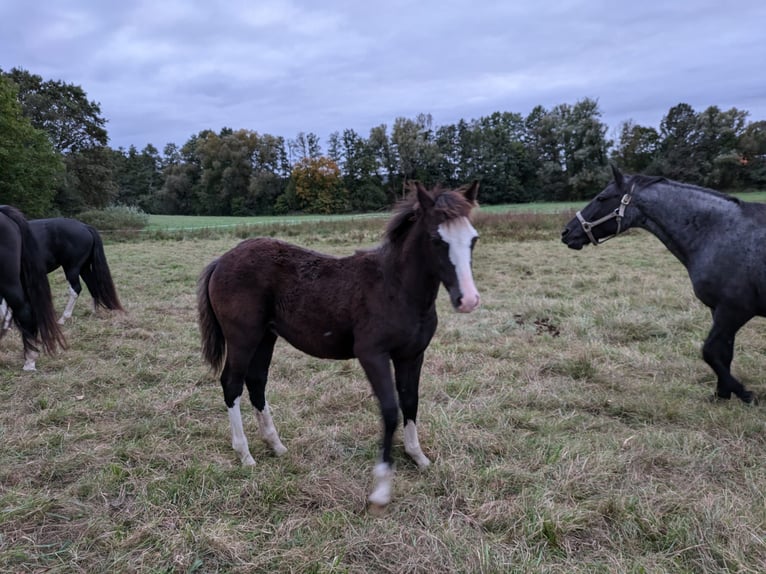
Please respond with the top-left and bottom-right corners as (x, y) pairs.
(575, 185), (634, 246)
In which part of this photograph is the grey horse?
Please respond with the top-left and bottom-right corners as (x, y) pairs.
(561, 165), (763, 404)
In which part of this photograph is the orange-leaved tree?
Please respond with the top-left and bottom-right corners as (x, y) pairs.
(291, 156), (348, 214)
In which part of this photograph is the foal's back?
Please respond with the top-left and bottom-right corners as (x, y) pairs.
(208, 237), (383, 360)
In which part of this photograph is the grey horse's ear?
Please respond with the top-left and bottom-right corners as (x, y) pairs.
(611, 164), (624, 189)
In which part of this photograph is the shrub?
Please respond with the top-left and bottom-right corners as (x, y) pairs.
(77, 205), (149, 239)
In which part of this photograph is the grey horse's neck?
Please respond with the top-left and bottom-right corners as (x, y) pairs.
(631, 179), (741, 267)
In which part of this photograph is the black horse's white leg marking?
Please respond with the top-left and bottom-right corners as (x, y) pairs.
(59, 285), (79, 324)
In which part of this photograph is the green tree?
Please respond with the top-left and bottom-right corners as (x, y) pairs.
(738, 120), (766, 188)
(390, 114), (440, 186)
(556, 99), (611, 199)
(368, 124), (398, 203)
(113, 144), (163, 209)
(155, 141), (201, 215)
(58, 146), (118, 212)
(612, 120), (660, 173)
(328, 129), (387, 212)
(3, 67), (108, 153)
(470, 112), (535, 203)
(525, 106), (566, 200)
(248, 134), (290, 215)
(0, 76), (62, 216)
(694, 105), (749, 189)
(653, 103), (702, 182)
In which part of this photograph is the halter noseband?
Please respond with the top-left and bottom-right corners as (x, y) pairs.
(575, 185), (634, 246)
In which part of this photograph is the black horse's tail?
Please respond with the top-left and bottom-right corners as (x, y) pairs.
(84, 225), (123, 311)
(197, 259), (226, 373)
(1, 206), (66, 354)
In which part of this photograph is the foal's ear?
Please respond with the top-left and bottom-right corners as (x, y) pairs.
(610, 164), (624, 189)
(415, 182), (435, 210)
(462, 180), (480, 204)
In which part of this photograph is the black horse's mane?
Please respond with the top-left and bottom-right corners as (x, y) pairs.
(631, 174), (740, 205)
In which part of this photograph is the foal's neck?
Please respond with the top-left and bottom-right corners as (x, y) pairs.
(382, 231), (441, 309)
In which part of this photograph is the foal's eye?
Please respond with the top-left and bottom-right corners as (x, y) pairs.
(470, 236), (478, 249)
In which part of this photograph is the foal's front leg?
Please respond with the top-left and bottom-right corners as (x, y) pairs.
(394, 353), (431, 468)
(357, 351), (398, 508)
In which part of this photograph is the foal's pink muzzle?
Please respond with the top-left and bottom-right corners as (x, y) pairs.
(456, 271), (481, 313)
(458, 291), (481, 313)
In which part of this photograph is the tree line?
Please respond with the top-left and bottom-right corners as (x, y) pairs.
(2, 67), (765, 218)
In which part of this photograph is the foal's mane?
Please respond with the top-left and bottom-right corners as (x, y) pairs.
(384, 184), (475, 245)
(631, 174), (740, 205)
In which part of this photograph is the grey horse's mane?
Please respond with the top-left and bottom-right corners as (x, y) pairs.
(632, 174), (740, 205)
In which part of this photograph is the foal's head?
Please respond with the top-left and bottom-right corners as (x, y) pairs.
(386, 181), (481, 313)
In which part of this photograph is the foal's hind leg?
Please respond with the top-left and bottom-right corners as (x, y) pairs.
(702, 308), (755, 403)
(245, 331), (287, 456)
(394, 353), (431, 468)
(221, 345), (258, 466)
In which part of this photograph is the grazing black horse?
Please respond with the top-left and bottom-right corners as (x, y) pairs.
(562, 165), (764, 403)
(0, 206), (66, 370)
(29, 218), (123, 323)
(198, 181), (481, 507)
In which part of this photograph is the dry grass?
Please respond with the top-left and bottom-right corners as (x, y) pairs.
(2, 213), (766, 573)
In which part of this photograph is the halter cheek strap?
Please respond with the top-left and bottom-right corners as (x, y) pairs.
(575, 187), (634, 246)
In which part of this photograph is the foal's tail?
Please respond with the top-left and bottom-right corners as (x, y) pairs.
(85, 225), (123, 311)
(197, 259), (226, 373)
(1, 206), (66, 354)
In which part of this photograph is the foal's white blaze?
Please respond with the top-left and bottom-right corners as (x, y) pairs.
(437, 217), (481, 312)
(228, 397), (256, 466)
(403, 420), (431, 468)
(368, 462), (394, 507)
(254, 401), (287, 455)
(59, 285), (79, 324)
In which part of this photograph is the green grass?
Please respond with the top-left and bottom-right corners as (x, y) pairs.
(2, 212), (766, 572)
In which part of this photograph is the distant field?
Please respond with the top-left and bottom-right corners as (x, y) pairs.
(148, 190), (766, 231)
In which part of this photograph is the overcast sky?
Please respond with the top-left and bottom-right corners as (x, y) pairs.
(2, 1), (765, 152)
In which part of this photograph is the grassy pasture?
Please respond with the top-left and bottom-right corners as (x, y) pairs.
(2, 211), (766, 573)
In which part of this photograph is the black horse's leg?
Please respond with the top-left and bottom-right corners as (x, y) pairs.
(59, 266), (83, 323)
(702, 307), (755, 403)
(244, 331), (286, 456)
(357, 351), (398, 507)
(221, 341), (258, 465)
(3, 290), (39, 371)
(393, 353), (430, 468)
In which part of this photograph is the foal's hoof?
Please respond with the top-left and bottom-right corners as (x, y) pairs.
(739, 391), (758, 405)
(367, 501), (389, 516)
(708, 392), (730, 403)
